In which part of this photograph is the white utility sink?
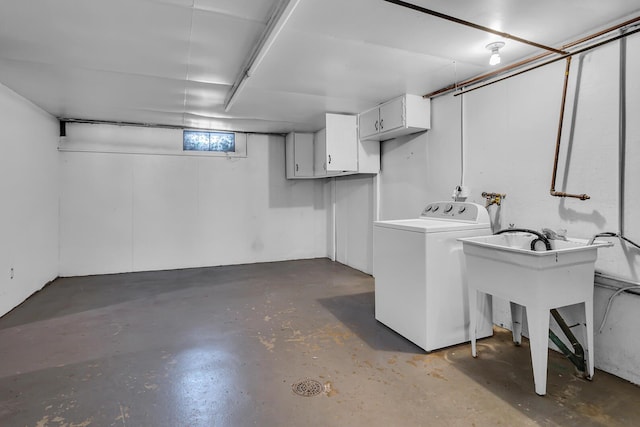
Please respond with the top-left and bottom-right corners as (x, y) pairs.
(458, 232), (612, 395)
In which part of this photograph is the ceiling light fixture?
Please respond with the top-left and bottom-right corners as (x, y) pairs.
(486, 41), (505, 65)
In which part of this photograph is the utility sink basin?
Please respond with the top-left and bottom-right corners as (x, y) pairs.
(458, 232), (612, 395)
(459, 233), (612, 269)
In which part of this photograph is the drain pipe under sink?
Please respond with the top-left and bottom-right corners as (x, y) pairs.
(549, 309), (586, 375)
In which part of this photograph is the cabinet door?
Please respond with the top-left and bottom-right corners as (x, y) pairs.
(325, 113), (358, 172)
(294, 133), (314, 177)
(359, 107), (380, 140)
(285, 132), (296, 178)
(313, 128), (328, 176)
(379, 96), (405, 133)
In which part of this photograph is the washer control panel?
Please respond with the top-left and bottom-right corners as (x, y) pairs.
(420, 201), (488, 223)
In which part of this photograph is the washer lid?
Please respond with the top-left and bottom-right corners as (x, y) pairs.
(374, 218), (491, 233)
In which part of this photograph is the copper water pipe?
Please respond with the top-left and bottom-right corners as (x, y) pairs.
(425, 51), (554, 98)
(455, 25), (640, 96)
(389, 5), (640, 202)
(422, 15), (640, 99)
(566, 15), (640, 49)
(549, 57), (589, 200)
(452, 26), (640, 200)
(382, 0), (567, 55)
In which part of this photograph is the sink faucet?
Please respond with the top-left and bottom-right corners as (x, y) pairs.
(541, 228), (567, 241)
(482, 192), (506, 207)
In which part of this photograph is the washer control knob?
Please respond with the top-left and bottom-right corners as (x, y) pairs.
(432, 205), (439, 212)
(444, 204), (453, 213)
(458, 206), (466, 214)
(425, 206), (432, 212)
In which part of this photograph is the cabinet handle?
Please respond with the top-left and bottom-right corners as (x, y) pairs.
(374, 120), (378, 131)
(295, 163), (299, 172)
(380, 118), (384, 130)
(328, 154), (332, 164)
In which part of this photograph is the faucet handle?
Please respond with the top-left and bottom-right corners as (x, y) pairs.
(541, 228), (567, 240)
(541, 228), (553, 238)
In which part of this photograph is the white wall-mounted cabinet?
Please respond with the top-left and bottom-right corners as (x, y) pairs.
(286, 113), (379, 179)
(314, 113), (358, 177)
(359, 94), (431, 141)
(313, 128), (341, 177)
(285, 132), (314, 178)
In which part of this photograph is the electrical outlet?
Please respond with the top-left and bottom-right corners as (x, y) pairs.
(10, 267), (13, 279)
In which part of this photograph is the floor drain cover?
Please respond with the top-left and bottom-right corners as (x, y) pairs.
(292, 379), (324, 397)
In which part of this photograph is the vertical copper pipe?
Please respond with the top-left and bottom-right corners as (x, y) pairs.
(550, 57), (572, 193)
(550, 57), (590, 200)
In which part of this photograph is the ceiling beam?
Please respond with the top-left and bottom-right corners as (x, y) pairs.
(224, 0), (302, 112)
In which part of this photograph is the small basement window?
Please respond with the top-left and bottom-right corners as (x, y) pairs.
(183, 130), (247, 157)
(184, 130), (235, 152)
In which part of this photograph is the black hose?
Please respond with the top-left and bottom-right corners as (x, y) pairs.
(550, 309), (586, 373)
(589, 232), (619, 245)
(621, 235), (640, 250)
(494, 228), (552, 251)
(594, 232), (618, 239)
(590, 231), (640, 250)
(549, 329), (585, 374)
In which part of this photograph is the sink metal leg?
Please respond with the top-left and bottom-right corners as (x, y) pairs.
(469, 288), (478, 357)
(510, 302), (523, 345)
(527, 307), (550, 396)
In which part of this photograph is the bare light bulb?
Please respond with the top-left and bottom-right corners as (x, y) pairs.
(486, 41), (505, 66)
(489, 51), (501, 65)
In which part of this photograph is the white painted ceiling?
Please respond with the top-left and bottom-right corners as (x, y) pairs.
(0, 0), (638, 133)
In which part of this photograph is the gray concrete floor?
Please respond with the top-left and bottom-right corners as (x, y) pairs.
(1, 259), (639, 426)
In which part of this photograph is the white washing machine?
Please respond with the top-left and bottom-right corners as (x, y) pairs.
(373, 201), (493, 352)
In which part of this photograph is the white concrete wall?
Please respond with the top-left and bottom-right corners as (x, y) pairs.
(375, 34), (640, 383)
(378, 133), (431, 220)
(59, 123), (327, 276)
(0, 83), (59, 317)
